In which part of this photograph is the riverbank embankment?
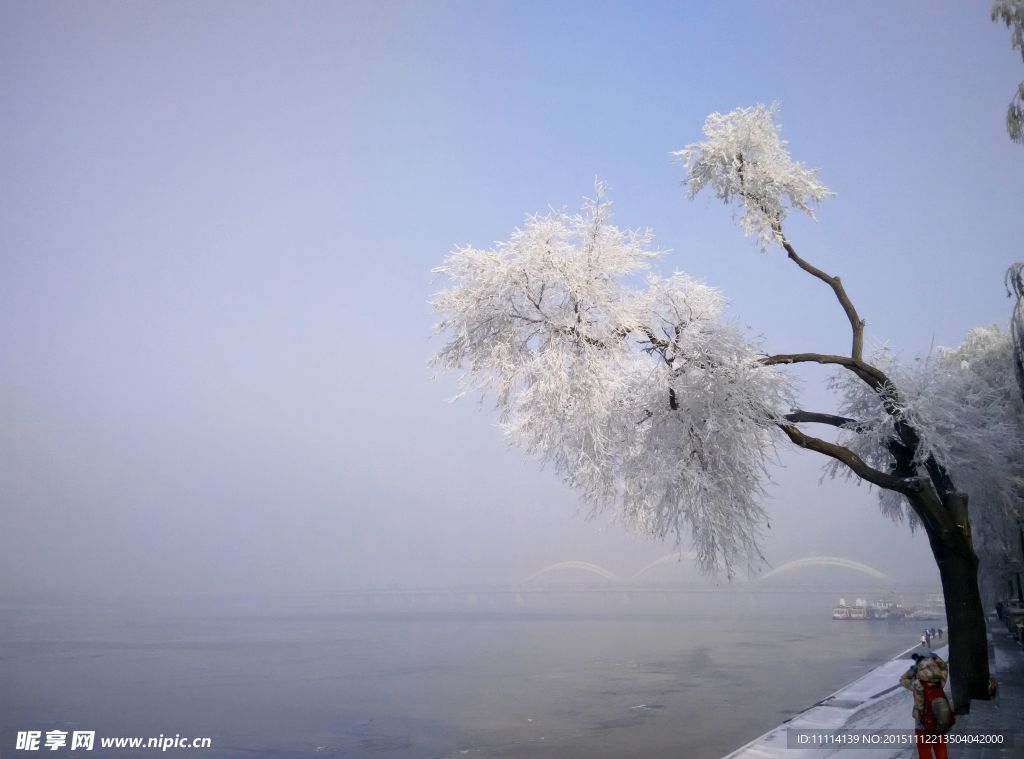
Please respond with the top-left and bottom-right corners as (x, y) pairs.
(723, 618), (1024, 759)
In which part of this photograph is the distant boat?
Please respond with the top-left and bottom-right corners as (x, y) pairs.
(906, 609), (945, 621)
(832, 597), (866, 620)
(868, 599), (894, 620)
(833, 597), (890, 620)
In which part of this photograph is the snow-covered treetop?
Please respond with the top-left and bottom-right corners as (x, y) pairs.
(432, 187), (791, 575)
(673, 104), (833, 249)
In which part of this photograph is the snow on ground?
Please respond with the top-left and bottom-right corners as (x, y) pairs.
(722, 646), (949, 759)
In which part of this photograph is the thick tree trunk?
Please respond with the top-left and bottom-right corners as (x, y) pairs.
(928, 530), (991, 713)
(1017, 521), (1024, 604)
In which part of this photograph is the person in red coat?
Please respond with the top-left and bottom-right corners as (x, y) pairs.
(900, 653), (955, 759)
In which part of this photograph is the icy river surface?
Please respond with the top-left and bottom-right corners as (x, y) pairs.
(1, 596), (931, 758)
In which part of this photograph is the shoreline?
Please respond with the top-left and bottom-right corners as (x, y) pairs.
(722, 641), (948, 758)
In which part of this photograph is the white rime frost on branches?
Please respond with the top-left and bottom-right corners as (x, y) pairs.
(431, 187), (791, 576)
(434, 101), (1008, 702)
(673, 104), (833, 249)
(1006, 262), (1024, 397)
(830, 329), (1024, 563)
(992, 0), (1024, 143)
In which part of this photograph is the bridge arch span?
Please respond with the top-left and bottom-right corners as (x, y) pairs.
(759, 556), (886, 581)
(631, 553), (697, 581)
(525, 561), (619, 584)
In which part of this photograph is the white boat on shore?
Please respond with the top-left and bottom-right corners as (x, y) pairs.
(832, 597), (870, 620)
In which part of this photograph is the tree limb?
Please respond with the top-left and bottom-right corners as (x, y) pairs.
(777, 426), (972, 560)
(637, 325), (671, 352)
(761, 352), (890, 389)
(784, 410), (860, 429)
(776, 422), (920, 494)
(773, 229), (866, 361)
(765, 355), (956, 498)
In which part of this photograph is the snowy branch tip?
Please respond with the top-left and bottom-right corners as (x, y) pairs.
(673, 104), (833, 249)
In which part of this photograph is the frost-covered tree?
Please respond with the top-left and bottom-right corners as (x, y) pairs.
(831, 329), (1024, 578)
(432, 186), (790, 575)
(926, 331), (1024, 569)
(432, 105), (997, 709)
(1006, 262), (1024, 400)
(1004, 262), (1024, 601)
(992, 0), (1024, 143)
(936, 328), (1024, 602)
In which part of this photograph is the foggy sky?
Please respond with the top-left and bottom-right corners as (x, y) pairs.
(2, 1), (1021, 599)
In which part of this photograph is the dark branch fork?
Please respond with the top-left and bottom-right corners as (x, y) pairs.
(759, 222), (970, 557)
(776, 423), (917, 493)
(777, 422), (966, 556)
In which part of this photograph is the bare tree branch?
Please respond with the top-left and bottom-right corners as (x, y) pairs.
(761, 352), (890, 389)
(783, 410), (860, 429)
(762, 228), (963, 498)
(773, 229), (866, 361)
(777, 423), (966, 560)
(771, 361), (958, 505)
(776, 422), (919, 494)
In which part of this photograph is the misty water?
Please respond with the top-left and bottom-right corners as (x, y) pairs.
(1, 593), (931, 758)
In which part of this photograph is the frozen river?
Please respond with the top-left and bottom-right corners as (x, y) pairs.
(1, 596), (931, 758)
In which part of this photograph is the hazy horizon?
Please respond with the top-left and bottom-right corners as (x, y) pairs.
(3, 1), (1021, 601)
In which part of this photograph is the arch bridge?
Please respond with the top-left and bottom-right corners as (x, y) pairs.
(522, 554), (888, 585)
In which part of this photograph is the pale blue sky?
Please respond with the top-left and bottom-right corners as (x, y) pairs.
(1, 1), (1021, 596)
